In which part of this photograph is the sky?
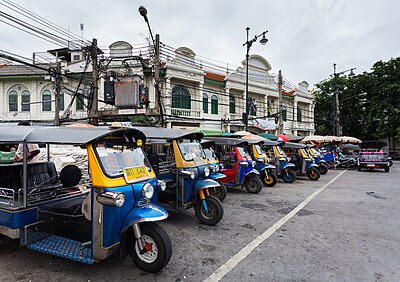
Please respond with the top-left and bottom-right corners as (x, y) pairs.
(1, 0), (399, 88)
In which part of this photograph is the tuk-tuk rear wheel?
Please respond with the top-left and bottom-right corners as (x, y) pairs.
(282, 170), (296, 183)
(209, 183), (228, 202)
(307, 167), (321, 181)
(128, 222), (172, 273)
(244, 174), (263, 193)
(319, 164), (328, 175)
(194, 195), (224, 225)
(262, 171), (277, 187)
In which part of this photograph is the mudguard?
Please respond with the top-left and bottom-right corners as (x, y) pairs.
(194, 179), (221, 193)
(318, 159), (327, 164)
(283, 163), (295, 169)
(121, 204), (168, 233)
(260, 164), (276, 171)
(245, 169), (260, 177)
(309, 163), (319, 168)
(209, 172), (226, 180)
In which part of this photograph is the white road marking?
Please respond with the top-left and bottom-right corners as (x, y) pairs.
(204, 170), (347, 282)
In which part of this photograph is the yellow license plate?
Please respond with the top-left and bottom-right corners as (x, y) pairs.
(123, 166), (150, 183)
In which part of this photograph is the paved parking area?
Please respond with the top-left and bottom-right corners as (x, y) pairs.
(1, 164), (399, 281)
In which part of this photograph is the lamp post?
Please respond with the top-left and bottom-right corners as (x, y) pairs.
(243, 27), (268, 131)
(332, 63), (356, 136)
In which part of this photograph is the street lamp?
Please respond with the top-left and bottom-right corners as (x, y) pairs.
(243, 27), (268, 131)
(331, 63), (356, 136)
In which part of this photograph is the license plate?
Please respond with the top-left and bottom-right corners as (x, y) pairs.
(123, 166), (150, 183)
(367, 164), (375, 168)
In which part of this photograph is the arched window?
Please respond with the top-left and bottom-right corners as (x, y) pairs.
(211, 95), (218, 115)
(297, 107), (302, 122)
(42, 90), (52, 111)
(229, 94), (235, 114)
(8, 90), (18, 112)
(21, 90), (30, 112)
(172, 85), (191, 109)
(282, 105), (287, 121)
(76, 89), (85, 111)
(203, 93), (208, 113)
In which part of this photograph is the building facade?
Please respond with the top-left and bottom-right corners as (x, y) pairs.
(0, 41), (315, 136)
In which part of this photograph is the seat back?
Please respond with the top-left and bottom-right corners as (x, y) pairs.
(25, 162), (59, 189)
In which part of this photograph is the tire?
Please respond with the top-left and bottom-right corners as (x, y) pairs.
(261, 171), (277, 187)
(128, 222), (172, 273)
(347, 162), (356, 170)
(388, 160), (393, 167)
(282, 169), (296, 183)
(319, 164), (328, 175)
(244, 174), (263, 193)
(307, 167), (320, 181)
(194, 195), (224, 225)
(385, 166), (390, 173)
(209, 183), (228, 202)
(357, 165), (361, 171)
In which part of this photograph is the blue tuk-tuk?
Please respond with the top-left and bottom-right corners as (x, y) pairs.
(138, 127), (224, 226)
(283, 142), (321, 181)
(205, 137), (263, 194)
(306, 144), (328, 175)
(261, 140), (297, 183)
(0, 126), (172, 273)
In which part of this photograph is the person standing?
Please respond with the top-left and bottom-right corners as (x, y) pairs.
(13, 121), (40, 163)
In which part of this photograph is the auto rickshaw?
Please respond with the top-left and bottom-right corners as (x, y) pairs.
(138, 127), (224, 226)
(244, 139), (278, 187)
(283, 142), (321, 180)
(205, 137), (263, 194)
(201, 140), (227, 201)
(306, 144), (328, 175)
(0, 126), (172, 273)
(262, 140), (297, 183)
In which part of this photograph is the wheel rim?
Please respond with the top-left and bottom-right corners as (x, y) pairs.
(248, 178), (257, 190)
(202, 201), (217, 219)
(264, 175), (273, 184)
(135, 235), (158, 264)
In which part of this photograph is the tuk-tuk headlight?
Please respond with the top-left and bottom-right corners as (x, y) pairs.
(157, 180), (167, 192)
(142, 183), (155, 200)
(240, 161), (248, 167)
(204, 167), (210, 177)
(190, 171), (195, 179)
(215, 165), (220, 172)
(252, 161), (256, 168)
(97, 192), (125, 207)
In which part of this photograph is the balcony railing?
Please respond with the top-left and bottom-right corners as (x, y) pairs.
(171, 108), (201, 117)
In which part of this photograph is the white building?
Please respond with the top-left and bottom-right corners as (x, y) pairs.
(0, 41), (315, 136)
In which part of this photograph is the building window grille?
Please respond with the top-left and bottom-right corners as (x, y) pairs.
(249, 97), (257, 116)
(21, 90), (30, 112)
(211, 95), (218, 115)
(203, 93), (208, 113)
(297, 107), (302, 122)
(76, 89), (85, 111)
(42, 90), (52, 111)
(229, 94), (235, 114)
(172, 85), (191, 109)
(9, 90), (18, 112)
(282, 105), (287, 121)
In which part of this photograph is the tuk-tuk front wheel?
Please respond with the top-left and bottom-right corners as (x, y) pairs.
(282, 169), (296, 183)
(209, 183), (228, 202)
(262, 171), (277, 187)
(307, 167), (321, 181)
(319, 164), (328, 175)
(244, 174), (263, 193)
(195, 195), (224, 225)
(128, 222), (172, 273)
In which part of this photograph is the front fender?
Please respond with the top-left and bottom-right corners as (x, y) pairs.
(318, 160), (327, 164)
(121, 204), (168, 233)
(209, 172), (226, 180)
(283, 163), (295, 169)
(260, 164), (276, 171)
(309, 163), (319, 168)
(194, 179), (221, 194)
(245, 169), (260, 177)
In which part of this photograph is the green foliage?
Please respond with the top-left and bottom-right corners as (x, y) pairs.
(314, 57), (400, 143)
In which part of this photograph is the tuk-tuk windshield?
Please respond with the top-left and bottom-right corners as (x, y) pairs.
(236, 146), (252, 159)
(204, 147), (217, 164)
(96, 144), (151, 176)
(275, 146), (287, 157)
(178, 139), (206, 165)
(309, 147), (319, 155)
(254, 144), (267, 158)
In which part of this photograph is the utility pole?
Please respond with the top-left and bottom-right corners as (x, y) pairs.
(278, 70), (283, 134)
(54, 52), (61, 126)
(90, 38), (99, 125)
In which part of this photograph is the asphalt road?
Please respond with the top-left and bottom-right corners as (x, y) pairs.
(1, 163), (399, 282)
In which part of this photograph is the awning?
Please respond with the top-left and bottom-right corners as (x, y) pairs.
(252, 119), (277, 131)
(258, 133), (278, 141)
